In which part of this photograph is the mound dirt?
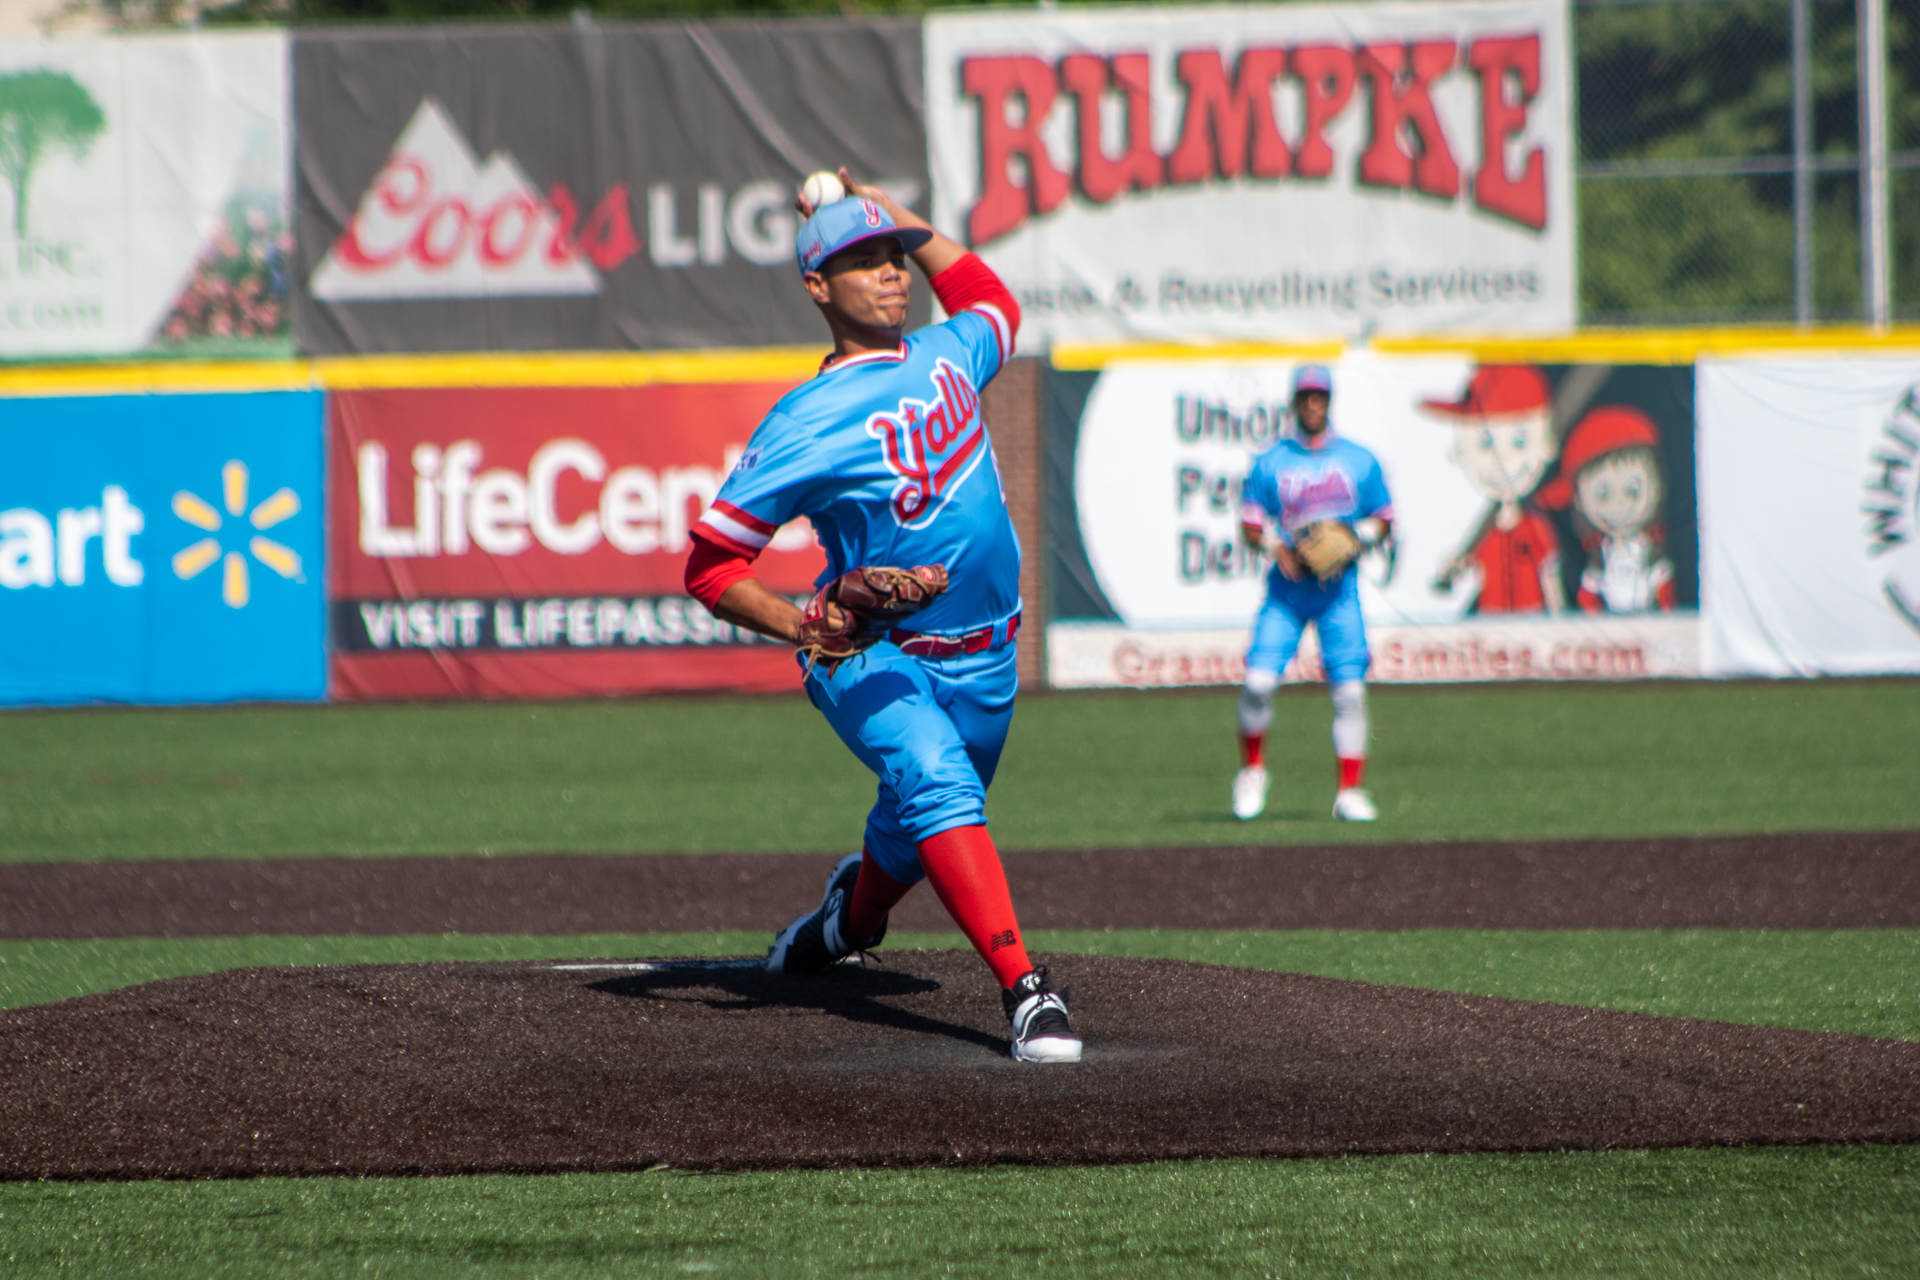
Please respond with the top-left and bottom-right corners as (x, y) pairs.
(4, 952), (1916, 1179)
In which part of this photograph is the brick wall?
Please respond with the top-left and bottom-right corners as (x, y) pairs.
(982, 357), (1045, 687)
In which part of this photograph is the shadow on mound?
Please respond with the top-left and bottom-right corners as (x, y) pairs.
(586, 964), (1006, 1055)
(3, 951), (1917, 1179)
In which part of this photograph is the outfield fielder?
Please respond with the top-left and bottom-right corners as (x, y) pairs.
(1232, 364), (1394, 824)
(682, 171), (1080, 1064)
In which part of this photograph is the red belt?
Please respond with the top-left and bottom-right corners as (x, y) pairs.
(890, 613), (1021, 659)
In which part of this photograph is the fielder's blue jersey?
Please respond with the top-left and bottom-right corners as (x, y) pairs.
(695, 306), (1018, 636)
(1241, 433), (1393, 582)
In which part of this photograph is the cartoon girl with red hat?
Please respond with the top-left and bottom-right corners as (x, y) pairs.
(1419, 365), (1567, 614)
(1537, 406), (1674, 614)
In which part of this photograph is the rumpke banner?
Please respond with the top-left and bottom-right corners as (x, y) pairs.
(926, 1), (1575, 345)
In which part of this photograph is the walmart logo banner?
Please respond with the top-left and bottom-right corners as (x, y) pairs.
(0, 390), (324, 705)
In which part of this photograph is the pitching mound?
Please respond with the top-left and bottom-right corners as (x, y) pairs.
(4, 951), (1917, 1179)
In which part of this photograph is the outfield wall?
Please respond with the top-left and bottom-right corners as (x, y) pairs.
(3, 331), (1918, 705)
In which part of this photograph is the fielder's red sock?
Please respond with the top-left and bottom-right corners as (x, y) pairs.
(844, 849), (911, 944)
(916, 824), (1032, 989)
(1338, 756), (1367, 789)
(1239, 733), (1266, 767)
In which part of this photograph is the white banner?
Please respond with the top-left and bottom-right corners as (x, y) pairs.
(0, 33), (288, 358)
(926, 1), (1575, 345)
(1698, 360), (1920, 676)
(1049, 616), (1700, 687)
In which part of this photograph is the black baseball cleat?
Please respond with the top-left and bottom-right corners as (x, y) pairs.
(1003, 966), (1082, 1063)
(764, 853), (887, 974)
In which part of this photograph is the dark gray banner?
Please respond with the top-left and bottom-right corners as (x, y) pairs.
(292, 20), (927, 354)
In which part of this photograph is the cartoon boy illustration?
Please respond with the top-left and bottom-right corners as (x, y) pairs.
(1419, 365), (1565, 614)
(1537, 406), (1674, 613)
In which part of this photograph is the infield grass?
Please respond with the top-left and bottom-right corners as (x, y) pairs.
(2, 679), (1916, 863)
(5, 1146), (1917, 1278)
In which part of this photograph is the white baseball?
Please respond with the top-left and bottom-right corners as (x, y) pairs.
(801, 171), (846, 209)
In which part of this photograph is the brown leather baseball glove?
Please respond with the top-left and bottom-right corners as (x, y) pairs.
(796, 565), (950, 672)
(1293, 521), (1364, 582)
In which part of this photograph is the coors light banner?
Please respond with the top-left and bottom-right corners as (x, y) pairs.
(926, 1), (1575, 344)
(293, 22), (927, 354)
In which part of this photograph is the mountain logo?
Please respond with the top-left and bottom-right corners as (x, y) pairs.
(171, 460), (304, 609)
(309, 98), (603, 301)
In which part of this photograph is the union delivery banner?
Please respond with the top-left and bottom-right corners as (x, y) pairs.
(1046, 355), (1700, 687)
(328, 382), (825, 699)
(0, 32), (290, 359)
(293, 22), (927, 354)
(926, 1), (1575, 345)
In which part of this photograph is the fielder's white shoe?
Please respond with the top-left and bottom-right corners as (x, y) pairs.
(1004, 967), (1081, 1063)
(1231, 765), (1270, 821)
(1332, 787), (1378, 822)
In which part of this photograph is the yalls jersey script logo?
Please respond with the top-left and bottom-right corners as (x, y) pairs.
(866, 358), (986, 529)
(1277, 468), (1358, 528)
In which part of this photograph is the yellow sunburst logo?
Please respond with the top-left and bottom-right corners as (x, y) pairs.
(170, 461), (303, 609)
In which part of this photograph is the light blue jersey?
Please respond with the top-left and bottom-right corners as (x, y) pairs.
(695, 307), (1018, 637)
(1241, 433), (1393, 561)
(1240, 431), (1393, 683)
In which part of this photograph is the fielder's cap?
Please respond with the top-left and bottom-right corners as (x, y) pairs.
(1292, 363), (1334, 396)
(795, 197), (932, 276)
(1419, 365), (1551, 419)
(1536, 406), (1660, 509)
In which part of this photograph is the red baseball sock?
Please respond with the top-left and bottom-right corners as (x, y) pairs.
(917, 824), (1032, 989)
(844, 850), (911, 944)
(1239, 733), (1265, 767)
(1338, 756), (1367, 789)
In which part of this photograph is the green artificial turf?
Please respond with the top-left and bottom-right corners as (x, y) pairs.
(1, 680), (1916, 863)
(8, 929), (1917, 1042)
(4, 1146), (1916, 1277)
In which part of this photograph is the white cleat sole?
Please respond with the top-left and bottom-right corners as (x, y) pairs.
(1013, 1035), (1083, 1064)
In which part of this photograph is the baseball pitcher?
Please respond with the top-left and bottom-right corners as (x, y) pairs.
(1232, 364), (1394, 824)
(682, 171), (1078, 1064)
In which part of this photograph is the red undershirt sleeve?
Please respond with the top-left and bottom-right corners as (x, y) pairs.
(685, 531), (759, 612)
(929, 253), (1022, 342)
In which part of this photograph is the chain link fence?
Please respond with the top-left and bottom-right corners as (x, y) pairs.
(1577, 0), (1918, 325)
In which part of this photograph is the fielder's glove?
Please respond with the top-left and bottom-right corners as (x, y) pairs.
(797, 565), (950, 672)
(1293, 521), (1364, 582)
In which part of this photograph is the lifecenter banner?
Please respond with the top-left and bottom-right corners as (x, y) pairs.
(926, 1), (1575, 344)
(328, 382), (824, 699)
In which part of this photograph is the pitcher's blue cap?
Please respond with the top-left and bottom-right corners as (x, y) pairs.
(1292, 363), (1334, 396)
(795, 197), (932, 276)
